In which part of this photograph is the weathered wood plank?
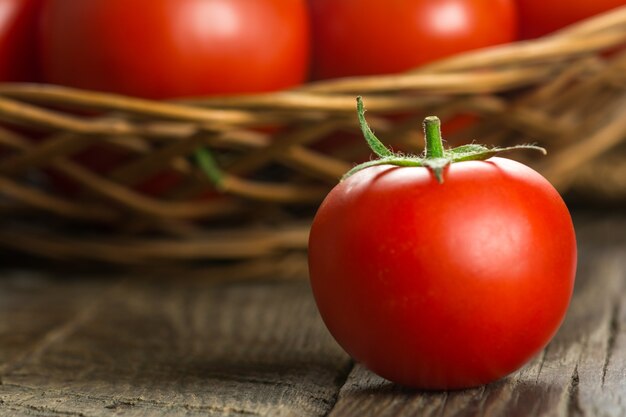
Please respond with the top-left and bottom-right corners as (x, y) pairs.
(0, 272), (118, 375)
(0, 278), (351, 417)
(326, 214), (626, 417)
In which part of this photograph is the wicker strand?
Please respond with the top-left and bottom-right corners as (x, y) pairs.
(0, 224), (310, 263)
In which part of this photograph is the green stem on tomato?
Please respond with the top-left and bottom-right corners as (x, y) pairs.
(342, 97), (547, 183)
(423, 116), (444, 159)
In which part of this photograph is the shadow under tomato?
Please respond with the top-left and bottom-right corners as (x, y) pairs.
(343, 371), (565, 416)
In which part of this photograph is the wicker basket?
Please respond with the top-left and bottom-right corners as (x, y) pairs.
(1, 7), (626, 269)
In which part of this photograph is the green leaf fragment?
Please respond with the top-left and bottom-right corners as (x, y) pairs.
(448, 144), (547, 162)
(195, 147), (224, 189)
(341, 156), (426, 181)
(356, 96), (394, 158)
(447, 144), (490, 155)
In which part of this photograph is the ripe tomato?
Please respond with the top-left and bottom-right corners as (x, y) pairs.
(518, 0), (625, 39)
(308, 105), (576, 389)
(39, 0), (310, 99)
(0, 0), (41, 81)
(309, 0), (518, 79)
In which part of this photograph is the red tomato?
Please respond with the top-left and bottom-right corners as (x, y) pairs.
(518, 0), (625, 39)
(0, 0), (40, 81)
(309, 0), (518, 79)
(308, 158), (576, 389)
(39, 0), (310, 99)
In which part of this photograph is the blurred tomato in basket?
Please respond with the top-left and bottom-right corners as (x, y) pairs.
(518, 0), (625, 39)
(39, 0), (311, 99)
(34, 0), (311, 197)
(309, 0), (518, 79)
(0, 0), (41, 81)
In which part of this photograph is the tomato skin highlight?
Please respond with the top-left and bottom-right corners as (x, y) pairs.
(309, 0), (518, 79)
(518, 0), (625, 39)
(308, 158), (576, 389)
(39, 0), (310, 99)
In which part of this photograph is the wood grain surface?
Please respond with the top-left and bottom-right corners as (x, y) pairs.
(0, 212), (624, 417)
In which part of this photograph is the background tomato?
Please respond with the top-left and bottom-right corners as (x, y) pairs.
(308, 158), (576, 389)
(39, 0), (310, 99)
(0, 0), (40, 81)
(309, 0), (518, 79)
(518, 0), (625, 39)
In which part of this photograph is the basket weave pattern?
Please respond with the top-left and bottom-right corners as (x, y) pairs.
(1, 7), (626, 266)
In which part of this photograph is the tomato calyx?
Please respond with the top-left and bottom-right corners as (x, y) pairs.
(344, 97), (548, 183)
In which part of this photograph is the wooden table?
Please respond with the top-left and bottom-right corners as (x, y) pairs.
(0, 211), (624, 417)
